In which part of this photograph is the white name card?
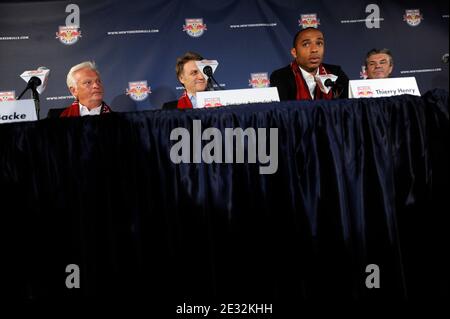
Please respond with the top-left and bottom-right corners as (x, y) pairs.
(196, 87), (280, 108)
(349, 77), (420, 98)
(0, 99), (38, 124)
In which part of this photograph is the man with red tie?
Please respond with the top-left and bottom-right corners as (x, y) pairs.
(162, 52), (208, 110)
(270, 27), (349, 101)
(60, 61), (112, 117)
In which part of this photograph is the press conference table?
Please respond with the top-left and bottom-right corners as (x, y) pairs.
(0, 90), (448, 304)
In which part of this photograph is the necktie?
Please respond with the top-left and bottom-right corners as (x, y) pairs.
(190, 95), (197, 108)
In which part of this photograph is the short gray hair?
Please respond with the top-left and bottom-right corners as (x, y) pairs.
(66, 61), (99, 89)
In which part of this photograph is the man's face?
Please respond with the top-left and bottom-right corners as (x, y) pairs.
(179, 60), (207, 95)
(366, 53), (393, 79)
(70, 68), (104, 108)
(291, 29), (324, 73)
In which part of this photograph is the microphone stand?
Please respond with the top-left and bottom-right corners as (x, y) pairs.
(31, 87), (40, 120)
(206, 77), (214, 91)
(208, 75), (223, 90)
(203, 65), (223, 91)
(17, 78), (41, 120)
(16, 86), (30, 100)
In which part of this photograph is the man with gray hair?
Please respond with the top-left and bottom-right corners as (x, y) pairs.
(60, 61), (112, 117)
(365, 48), (394, 79)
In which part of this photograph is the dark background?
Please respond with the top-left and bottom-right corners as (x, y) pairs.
(0, 0), (448, 116)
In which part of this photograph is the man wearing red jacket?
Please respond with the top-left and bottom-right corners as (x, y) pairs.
(60, 61), (112, 117)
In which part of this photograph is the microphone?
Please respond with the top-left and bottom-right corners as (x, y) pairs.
(442, 53), (449, 64)
(195, 59), (222, 90)
(27, 76), (42, 89)
(17, 76), (41, 100)
(202, 64), (222, 90)
(326, 78), (343, 92)
(315, 74), (337, 94)
(203, 65), (213, 78)
(17, 67), (50, 120)
(324, 78), (335, 88)
(19, 67), (50, 95)
(315, 74), (343, 98)
(202, 65), (215, 91)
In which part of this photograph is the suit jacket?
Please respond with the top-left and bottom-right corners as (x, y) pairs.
(161, 100), (179, 110)
(47, 108), (66, 118)
(270, 63), (349, 101)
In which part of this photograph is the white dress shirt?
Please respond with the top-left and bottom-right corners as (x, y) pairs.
(79, 103), (102, 116)
(299, 67), (319, 99)
(188, 93), (197, 108)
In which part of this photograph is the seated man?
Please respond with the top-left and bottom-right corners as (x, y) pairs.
(60, 61), (112, 117)
(162, 52), (207, 110)
(365, 48), (394, 79)
(270, 27), (349, 101)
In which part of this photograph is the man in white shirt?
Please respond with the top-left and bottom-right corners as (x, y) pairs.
(60, 61), (112, 117)
(270, 27), (349, 101)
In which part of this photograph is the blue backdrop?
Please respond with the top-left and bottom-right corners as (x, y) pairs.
(0, 0), (448, 117)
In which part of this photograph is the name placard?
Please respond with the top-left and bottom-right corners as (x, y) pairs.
(0, 99), (38, 124)
(196, 87), (280, 108)
(349, 77), (420, 98)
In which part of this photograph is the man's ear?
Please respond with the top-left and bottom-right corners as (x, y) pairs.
(69, 86), (77, 98)
(388, 65), (394, 77)
(178, 74), (185, 86)
(290, 48), (297, 59)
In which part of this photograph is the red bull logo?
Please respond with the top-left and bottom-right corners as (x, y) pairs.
(183, 18), (207, 37)
(360, 66), (368, 79)
(126, 81), (151, 102)
(249, 73), (270, 88)
(403, 9), (423, 27)
(0, 91), (15, 102)
(357, 86), (373, 97)
(55, 26), (81, 45)
(203, 97), (222, 108)
(298, 14), (320, 29)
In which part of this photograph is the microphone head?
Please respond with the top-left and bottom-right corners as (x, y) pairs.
(324, 78), (334, 88)
(203, 65), (213, 77)
(28, 76), (42, 87)
(442, 53), (449, 64)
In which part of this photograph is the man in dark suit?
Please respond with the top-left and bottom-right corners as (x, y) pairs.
(270, 27), (349, 101)
(365, 48), (394, 79)
(162, 52), (208, 110)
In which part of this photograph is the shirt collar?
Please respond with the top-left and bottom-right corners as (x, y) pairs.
(299, 66), (319, 79)
(187, 93), (197, 108)
(299, 67), (319, 99)
(79, 102), (102, 116)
